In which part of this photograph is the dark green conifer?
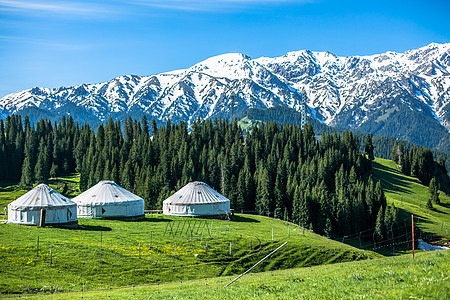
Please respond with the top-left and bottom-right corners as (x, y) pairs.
(428, 178), (440, 204)
(364, 133), (374, 160)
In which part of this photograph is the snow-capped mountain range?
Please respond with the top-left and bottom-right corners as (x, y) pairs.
(1, 43), (449, 151)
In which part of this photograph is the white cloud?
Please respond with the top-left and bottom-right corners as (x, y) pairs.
(129, 0), (312, 11)
(0, 0), (110, 16)
(0, 35), (93, 51)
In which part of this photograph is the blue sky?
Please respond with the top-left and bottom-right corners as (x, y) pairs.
(0, 0), (449, 97)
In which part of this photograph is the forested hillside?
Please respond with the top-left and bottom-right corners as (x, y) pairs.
(0, 114), (399, 238)
(240, 106), (450, 175)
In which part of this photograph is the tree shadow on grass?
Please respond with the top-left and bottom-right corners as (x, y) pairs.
(77, 225), (112, 231)
(230, 215), (260, 223)
(372, 160), (419, 195)
(140, 217), (172, 223)
(438, 202), (450, 209)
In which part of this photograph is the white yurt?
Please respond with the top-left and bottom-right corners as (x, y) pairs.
(163, 181), (230, 217)
(7, 184), (77, 226)
(72, 180), (144, 219)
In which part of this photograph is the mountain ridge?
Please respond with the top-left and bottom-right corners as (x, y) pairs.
(1, 43), (449, 151)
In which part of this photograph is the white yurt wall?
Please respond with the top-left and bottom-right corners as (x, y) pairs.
(72, 181), (144, 219)
(163, 182), (230, 216)
(7, 184), (77, 226)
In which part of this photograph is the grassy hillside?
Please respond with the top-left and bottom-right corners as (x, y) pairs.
(0, 212), (376, 295)
(16, 249), (450, 299)
(0, 174), (81, 210)
(1, 160), (449, 297)
(372, 158), (450, 238)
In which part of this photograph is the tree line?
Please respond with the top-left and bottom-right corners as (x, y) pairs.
(391, 141), (449, 195)
(1, 114), (399, 238)
(240, 106), (450, 177)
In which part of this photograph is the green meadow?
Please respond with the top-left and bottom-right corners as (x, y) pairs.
(0, 158), (449, 298)
(12, 249), (450, 299)
(0, 213), (376, 295)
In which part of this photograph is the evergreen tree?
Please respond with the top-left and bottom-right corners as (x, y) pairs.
(34, 138), (50, 183)
(121, 160), (134, 191)
(364, 133), (374, 161)
(20, 156), (34, 186)
(324, 218), (332, 237)
(417, 148), (434, 185)
(256, 167), (271, 213)
(426, 197), (434, 210)
(428, 177), (440, 204)
(236, 169), (247, 211)
(293, 185), (309, 226)
(375, 181), (386, 209)
(410, 146), (419, 177)
(391, 141), (399, 163)
(375, 206), (385, 239)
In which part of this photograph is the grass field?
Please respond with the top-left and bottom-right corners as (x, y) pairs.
(0, 213), (377, 295)
(1, 159), (449, 297)
(10, 249), (449, 299)
(372, 158), (450, 238)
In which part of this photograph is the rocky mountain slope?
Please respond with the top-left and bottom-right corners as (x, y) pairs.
(1, 43), (449, 151)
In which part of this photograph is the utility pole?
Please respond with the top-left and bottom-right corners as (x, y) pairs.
(300, 91), (307, 130)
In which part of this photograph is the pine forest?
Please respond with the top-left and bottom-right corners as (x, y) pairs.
(1, 114), (437, 239)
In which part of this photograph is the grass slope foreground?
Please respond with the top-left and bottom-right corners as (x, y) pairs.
(0, 213), (376, 296)
(25, 250), (450, 300)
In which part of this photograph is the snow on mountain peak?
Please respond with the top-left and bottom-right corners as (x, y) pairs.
(0, 43), (449, 151)
(188, 53), (254, 80)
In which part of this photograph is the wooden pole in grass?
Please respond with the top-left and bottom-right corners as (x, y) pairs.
(139, 242), (141, 259)
(50, 248), (52, 267)
(36, 236), (39, 258)
(174, 242), (176, 257)
(272, 228), (273, 242)
(100, 232), (102, 262)
(411, 214), (415, 259)
(210, 221), (213, 236)
(229, 242), (232, 256)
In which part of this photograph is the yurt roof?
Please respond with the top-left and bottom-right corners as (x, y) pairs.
(8, 184), (75, 210)
(72, 180), (143, 205)
(163, 182), (229, 205)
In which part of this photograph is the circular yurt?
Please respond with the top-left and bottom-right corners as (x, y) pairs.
(72, 181), (144, 219)
(7, 184), (77, 227)
(163, 181), (230, 217)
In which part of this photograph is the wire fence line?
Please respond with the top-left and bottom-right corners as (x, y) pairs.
(4, 213), (447, 271)
(235, 211), (448, 253)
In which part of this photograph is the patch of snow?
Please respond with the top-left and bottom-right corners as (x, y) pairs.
(418, 239), (449, 251)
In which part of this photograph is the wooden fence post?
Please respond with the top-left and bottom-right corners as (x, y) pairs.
(36, 236), (39, 258)
(411, 214), (415, 259)
(100, 232), (102, 262)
